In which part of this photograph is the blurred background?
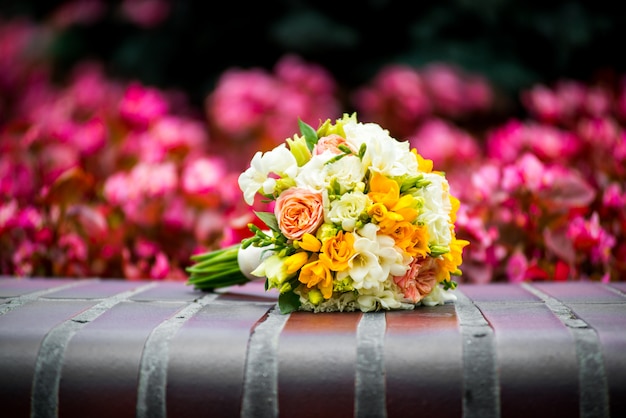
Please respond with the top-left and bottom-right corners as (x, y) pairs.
(2, 0), (625, 106)
(1, 0), (625, 284)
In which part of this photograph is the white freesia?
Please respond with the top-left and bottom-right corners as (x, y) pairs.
(421, 285), (458, 306)
(294, 153), (328, 191)
(343, 121), (417, 177)
(326, 191), (370, 231)
(415, 172), (453, 247)
(356, 286), (405, 312)
(238, 144), (298, 205)
(338, 223), (408, 292)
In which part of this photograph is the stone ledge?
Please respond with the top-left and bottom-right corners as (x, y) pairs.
(0, 277), (625, 418)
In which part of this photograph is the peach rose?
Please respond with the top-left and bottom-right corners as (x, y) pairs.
(313, 134), (356, 155)
(274, 187), (324, 240)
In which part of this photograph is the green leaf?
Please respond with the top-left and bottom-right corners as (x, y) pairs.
(298, 118), (318, 152)
(255, 211), (280, 232)
(278, 290), (301, 314)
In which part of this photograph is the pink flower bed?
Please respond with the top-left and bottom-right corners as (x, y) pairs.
(0, 14), (624, 284)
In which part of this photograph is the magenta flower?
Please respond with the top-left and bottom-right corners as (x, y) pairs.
(119, 82), (169, 129)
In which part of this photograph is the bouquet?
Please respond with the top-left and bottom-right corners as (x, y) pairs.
(187, 113), (468, 313)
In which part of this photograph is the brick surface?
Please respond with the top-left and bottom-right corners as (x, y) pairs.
(0, 300), (96, 417)
(278, 311), (361, 418)
(533, 281), (626, 303)
(385, 305), (463, 417)
(0, 277), (85, 298)
(43, 279), (146, 299)
(58, 301), (185, 418)
(0, 278), (624, 417)
(474, 301), (580, 418)
(166, 302), (274, 418)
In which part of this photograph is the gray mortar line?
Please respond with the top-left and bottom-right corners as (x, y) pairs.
(135, 293), (219, 418)
(354, 312), (387, 418)
(453, 290), (501, 418)
(522, 282), (610, 418)
(240, 305), (289, 418)
(30, 282), (159, 418)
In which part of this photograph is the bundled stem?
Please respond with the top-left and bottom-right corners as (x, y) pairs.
(186, 244), (250, 290)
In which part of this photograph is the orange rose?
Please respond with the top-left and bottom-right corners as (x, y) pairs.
(274, 187), (324, 240)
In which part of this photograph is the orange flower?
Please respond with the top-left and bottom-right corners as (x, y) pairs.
(274, 187), (324, 240)
(319, 231), (355, 271)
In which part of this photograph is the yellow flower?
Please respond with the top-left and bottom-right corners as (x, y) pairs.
(405, 225), (430, 258)
(299, 255), (334, 299)
(436, 235), (469, 282)
(368, 172), (418, 223)
(319, 231), (355, 272)
(284, 251), (310, 275)
(368, 172), (400, 209)
(412, 148), (433, 173)
(449, 194), (460, 224)
(298, 233), (322, 252)
(368, 203), (401, 224)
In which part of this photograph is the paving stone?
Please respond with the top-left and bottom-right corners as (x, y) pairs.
(58, 301), (185, 418)
(43, 279), (146, 299)
(0, 300), (96, 417)
(385, 304), (463, 417)
(278, 311), (361, 418)
(533, 282), (626, 303)
(129, 281), (203, 302)
(459, 283), (541, 303)
(0, 277), (84, 298)
(0, 278), (623, 417)
(166, 302), (274, 418)
(474, 302), (580, 418)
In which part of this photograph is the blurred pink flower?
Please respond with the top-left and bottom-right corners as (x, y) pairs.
(182, 157), (225, 195)
(408, 118), (480, 169)
(486, 120), (580, 163)
(352, 64), (432, 137)
(119, 82), (169, 129)
(50, 0), (106, 28)
(120, 0), (170, 28)
(506, 250), (528, 283)
(422, 63), (493, 117)
(207, 68), (279, 139)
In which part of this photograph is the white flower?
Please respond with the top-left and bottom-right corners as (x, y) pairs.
(294, 153), (328, 191)
(338, 223), (408, 291)
(356, 286), (405, 312)
(343, 121), (417, 177)
(415, 172), (453, 247)
(421, 285), (457, 306)
(324, 155), (367, 194)
(326, 191), (370, 231)
(238, 145), (298, 204)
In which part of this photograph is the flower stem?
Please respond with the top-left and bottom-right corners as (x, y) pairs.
(186, 245), (250, 290)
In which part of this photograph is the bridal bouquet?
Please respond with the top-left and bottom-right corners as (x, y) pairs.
(187, 113), (468, 313)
